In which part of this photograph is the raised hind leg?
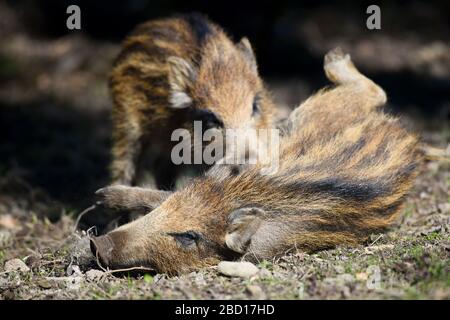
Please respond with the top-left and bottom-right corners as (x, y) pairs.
(289, 48), (387, 133)
(323, 47), (386, 109)
(323, 48), (449, 163)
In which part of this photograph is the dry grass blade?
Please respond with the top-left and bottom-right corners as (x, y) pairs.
(73, 204), (97, 232)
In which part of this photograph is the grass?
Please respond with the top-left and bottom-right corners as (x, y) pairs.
(425, 232), (443, 241)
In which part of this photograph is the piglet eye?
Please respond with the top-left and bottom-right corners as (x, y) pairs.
(252, 98), (261, 116)
(169, 231), (201, 248)
(191, 109), (223, 129)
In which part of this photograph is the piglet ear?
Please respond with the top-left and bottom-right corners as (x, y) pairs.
(167, 56), (196, 109)
(237, 37), (257, 73)
(225, 207), (265, 253)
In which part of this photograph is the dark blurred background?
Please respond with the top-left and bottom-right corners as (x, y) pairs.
(0, 0), (449, 223)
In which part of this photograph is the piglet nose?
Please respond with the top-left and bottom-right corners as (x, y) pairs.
(90, 235), (114, 268)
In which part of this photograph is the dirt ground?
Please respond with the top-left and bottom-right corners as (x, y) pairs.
(0, 2), (449, 300)
(0, 160), (448, 300)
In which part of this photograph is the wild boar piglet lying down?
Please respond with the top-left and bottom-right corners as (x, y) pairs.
(92, 48), (423, 274)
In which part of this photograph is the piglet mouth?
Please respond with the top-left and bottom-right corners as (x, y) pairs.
(90, 235), (115, 268)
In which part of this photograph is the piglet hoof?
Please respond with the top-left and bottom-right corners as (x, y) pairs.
(95, 185), (133, 210)
(324, 47), (360, 84)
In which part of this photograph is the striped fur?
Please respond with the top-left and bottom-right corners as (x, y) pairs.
(92, 48), (424, 274)
(109, 13), (274, 188)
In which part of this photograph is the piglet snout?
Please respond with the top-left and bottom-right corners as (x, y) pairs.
(90, 235), (114, 268)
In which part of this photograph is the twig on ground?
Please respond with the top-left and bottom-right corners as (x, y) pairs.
(73, 204), (97, 233)
(103, 266), (155, 275)
(369, 234), (383, 246)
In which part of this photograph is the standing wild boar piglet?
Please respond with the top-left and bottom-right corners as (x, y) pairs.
(109, 13), (274, 189)
(92, 48), (423, 274)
